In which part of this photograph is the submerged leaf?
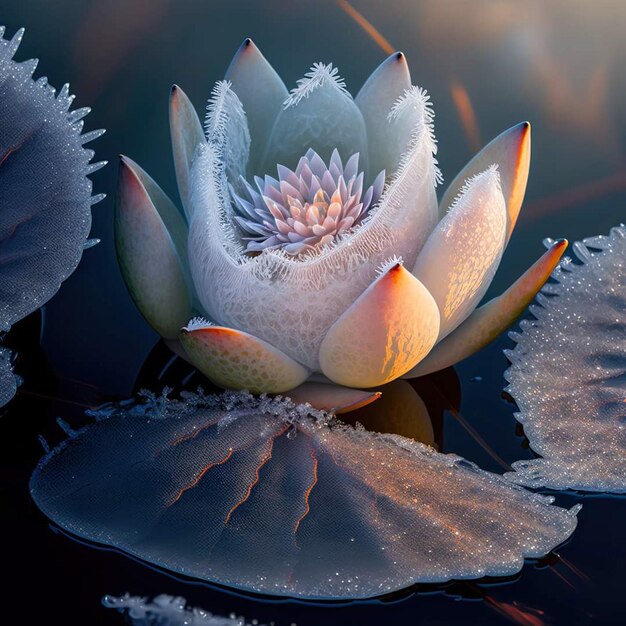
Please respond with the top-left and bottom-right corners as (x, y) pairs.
(505, 226), (626, 493)
(31, 391), (578, 599)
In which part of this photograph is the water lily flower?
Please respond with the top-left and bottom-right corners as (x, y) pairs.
(116, 39), (567, 412)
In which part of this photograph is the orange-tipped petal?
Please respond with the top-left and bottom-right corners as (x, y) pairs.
(405, 239), (568, 377)
(319, 263), (440, 388)
(179, 322), (309, 394)
(170, 84), (205, 217)
(439, 122), (531, 242)
(413, 166), (507, 340)
(225, 38), (288, 173)
(284, 382), (381, 414)
(115, 157), (192, 339)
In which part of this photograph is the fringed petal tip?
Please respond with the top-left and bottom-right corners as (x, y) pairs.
(179, 325), (309, 394)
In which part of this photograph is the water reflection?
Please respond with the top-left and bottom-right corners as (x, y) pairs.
(343, 380), (437, 447)
(134, 340), (456, 448)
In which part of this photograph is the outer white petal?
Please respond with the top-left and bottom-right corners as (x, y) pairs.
(180, 321), (309, 394)
(412, 166), (507, 340)
(189, 83), (440, 370)
(260, 64), (368, 174)
(319, 263), (440, 388)
(356, 52), (412, 177)
(170, 85), (206, 218)
(225, 38), (288, 174)
(439, 122), (531, 242)
(115, 157), (192, 339)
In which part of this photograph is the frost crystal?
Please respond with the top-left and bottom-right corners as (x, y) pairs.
(31, 391), (578, 599)
(0, 27), (105, 406)
(505, 226), (626, 492)
(103, 593), (263, 626)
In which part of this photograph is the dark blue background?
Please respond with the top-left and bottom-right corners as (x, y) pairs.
(1, 1), (625, 624)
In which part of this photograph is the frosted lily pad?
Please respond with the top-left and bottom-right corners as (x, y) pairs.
(31, 391), (578, 600)
(505, 226), (626, 493)
(0, 347), (16, 407)
(103, 593), (264, 626)
(0, 27), (104, 405)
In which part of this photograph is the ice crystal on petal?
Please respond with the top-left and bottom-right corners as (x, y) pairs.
(204, 80), (250, 193)
(31, 391), (578, 599)
(505, 225), (626, 493)
(283, 62), (349, 108)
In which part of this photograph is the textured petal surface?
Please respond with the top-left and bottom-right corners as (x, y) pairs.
(413, 166), (507, 339)
(284, 382), (381, 414)
(439, 122), (530, 241)
(31, 392), (579, 600)
(0, 27), (104, 405)
(505, 226), (626, 493)
(189, 84), (439, 369)
(406, 239), (568, 377)
(260, 64), (368, 174)
(170, 85), (205, 217)
(355, 52), (412, 177)
(115, 158), (192, 339)
(319, 264), (440, 388)
(225, 39), (288, 174)
(179, 322), (309, 394)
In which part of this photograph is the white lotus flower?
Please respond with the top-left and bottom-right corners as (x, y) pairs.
(116, 39), (567, 412)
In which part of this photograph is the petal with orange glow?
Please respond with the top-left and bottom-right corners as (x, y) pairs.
(180, 320), (309, 394)
(319, 263), (440, 388)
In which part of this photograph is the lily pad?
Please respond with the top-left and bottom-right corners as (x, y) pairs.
(31, 391), (578, 600)
(505, 226), (626, 493)
(0, 27), (104, 405)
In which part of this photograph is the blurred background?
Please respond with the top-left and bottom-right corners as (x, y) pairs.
(1, 1), (625, 624)
(4, 0), (624, 396)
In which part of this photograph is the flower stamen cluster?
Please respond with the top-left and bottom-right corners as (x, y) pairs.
(231, 148), (384, 255)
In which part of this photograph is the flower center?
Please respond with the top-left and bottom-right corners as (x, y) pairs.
(231, 148), (385, 256)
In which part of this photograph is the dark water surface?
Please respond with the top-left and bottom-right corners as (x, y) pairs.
(1, 1), (625, 624)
